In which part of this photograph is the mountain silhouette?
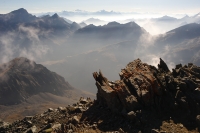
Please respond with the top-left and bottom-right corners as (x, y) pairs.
(68, 21), (147, 53)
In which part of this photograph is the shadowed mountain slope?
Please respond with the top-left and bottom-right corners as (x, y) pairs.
(156, 23), (200, 45)
(0, 57), (74, 105)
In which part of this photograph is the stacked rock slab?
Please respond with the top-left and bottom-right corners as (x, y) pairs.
(93, 58), (200, 115)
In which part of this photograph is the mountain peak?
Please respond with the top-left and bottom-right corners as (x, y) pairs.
(160, 15), (177, 20)
(52, 13), (59, 18)
(11, 8), (28, 14)
(106, 21), (120, 26)
(5, 8), (36, 23)
(0, 57), (73, 105)
(0, 57), (36, 73)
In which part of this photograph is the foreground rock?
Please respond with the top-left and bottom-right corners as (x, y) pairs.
(93, 58), (200, 132)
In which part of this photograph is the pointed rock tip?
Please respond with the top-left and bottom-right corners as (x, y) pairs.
(158, 58), (170, 72)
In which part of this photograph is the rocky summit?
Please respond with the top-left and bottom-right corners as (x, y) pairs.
(0, 57), (74, 105)
(93, 58), (200, 132)
(1, 58), (200, 133)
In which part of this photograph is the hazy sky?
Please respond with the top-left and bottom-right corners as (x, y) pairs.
(0, 0), (200, 15)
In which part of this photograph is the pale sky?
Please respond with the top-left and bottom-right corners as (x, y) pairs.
(0, 0), (200, 15)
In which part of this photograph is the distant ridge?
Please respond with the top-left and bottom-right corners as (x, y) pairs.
(10, 8), (28, 14)
(0, 57), (74, 105)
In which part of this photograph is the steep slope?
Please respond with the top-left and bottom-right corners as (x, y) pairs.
(0, 8), (36, 32)
(152, 23), (200, 67)
(156, 23), (200, 45)
(0, 57), (74, 105)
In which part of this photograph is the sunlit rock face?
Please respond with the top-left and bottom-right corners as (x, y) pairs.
(93, 58), (200, 114)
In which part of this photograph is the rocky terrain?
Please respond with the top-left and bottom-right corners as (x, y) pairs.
(0, 89), (95, 123)
(93, 58), (200, 132)
(0, 57), (95, 122)
(1, 58), (200, 132)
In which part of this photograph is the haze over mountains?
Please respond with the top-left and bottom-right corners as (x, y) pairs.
(0, 8), (80, 63)
(134, 13), (200, 35)
(0, 8), (200, 93)
(35, 9), (200, 35)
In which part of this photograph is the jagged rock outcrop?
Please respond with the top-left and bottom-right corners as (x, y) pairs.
(93, 59), (163, 113)
(0, 57), (74, 105)
(93, 58), (200, 123)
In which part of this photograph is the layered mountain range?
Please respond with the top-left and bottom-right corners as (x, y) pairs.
(123, 13), (200, 35)
(0, 8), (80, 62)
(0, 8), (200, 94)
(0, 8), (80, 35)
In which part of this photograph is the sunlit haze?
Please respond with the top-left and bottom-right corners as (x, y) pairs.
(1, 0), (200, 16)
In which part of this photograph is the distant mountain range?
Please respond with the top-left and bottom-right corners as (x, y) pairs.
(134, 13), (200, 35)
(82, 18), (108, 26)
(0, 8), (80, 35)
(65, 21), (148, 55)
(0, 8), (81, 46)
(34, 9), (200, 35)
(156, 23), (200, 45)
(79, 22), (87, 28)
(35, 10), (121, 17)
(153, 23), (200, 66)
(0, 8), (81, 64)
(1, 8), (200, 93)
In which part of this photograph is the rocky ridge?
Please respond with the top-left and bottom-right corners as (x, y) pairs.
(1, 58), (200, 132)
(0, 57), (74, 105)
(93, 58), (200, 132)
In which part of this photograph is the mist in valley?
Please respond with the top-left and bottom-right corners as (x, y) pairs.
(0, 8), (200, 94)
